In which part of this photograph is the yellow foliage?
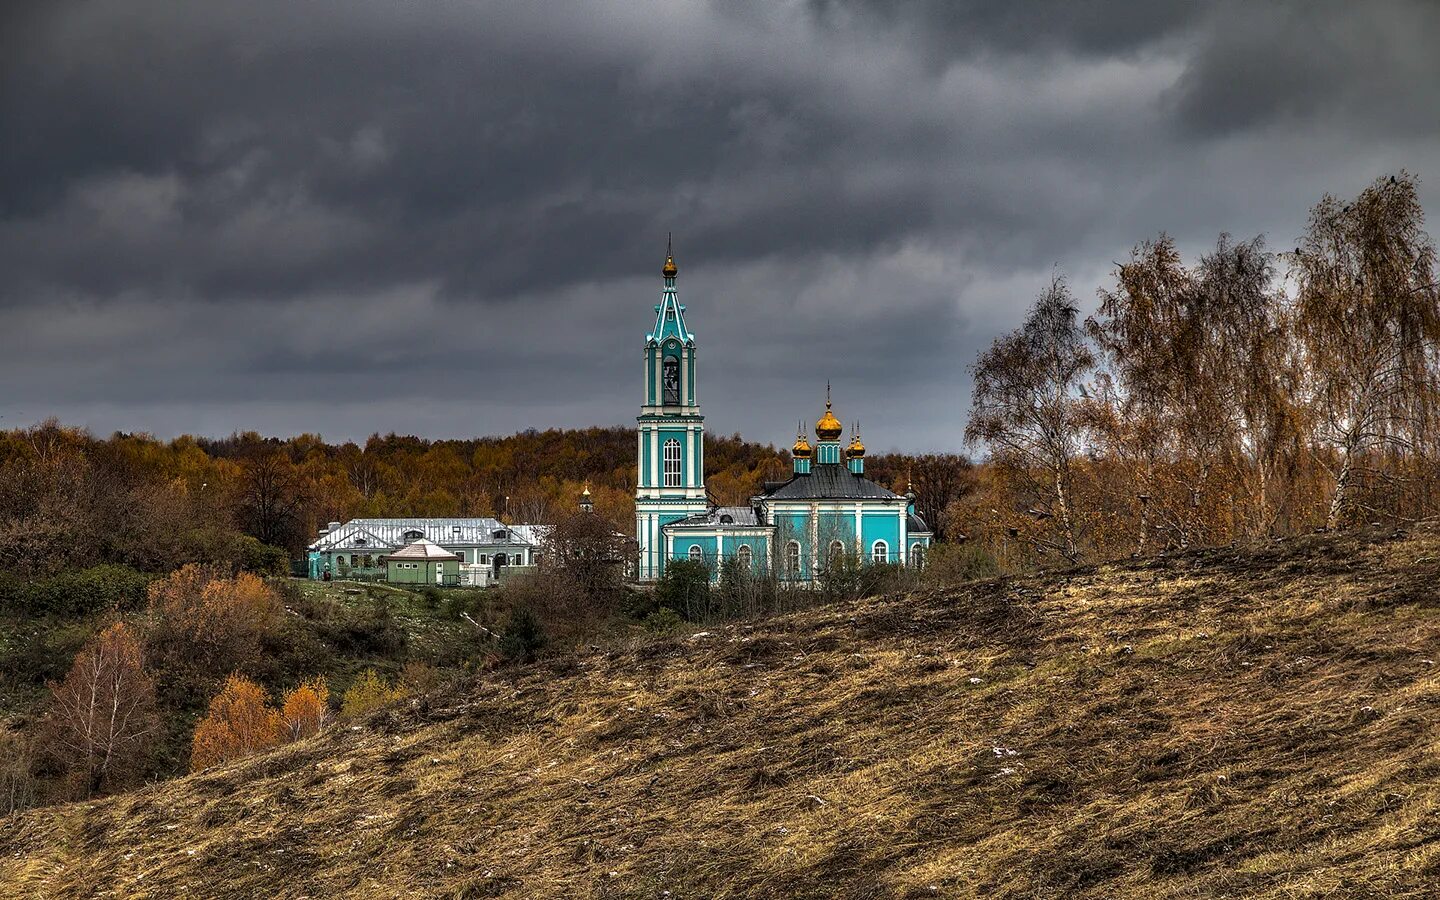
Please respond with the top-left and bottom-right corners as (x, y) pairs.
(147, 565), (282, 669)
(339, 670), (406, 719)
(190, 674), (286, 772)
(281, 677), (329, 741)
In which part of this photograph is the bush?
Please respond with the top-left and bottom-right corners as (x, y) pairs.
(340, 669), (406, 719)
(655, 560), (711, 618)
(417, 586), (443, 610)
(498, 606), (547, 663)
(642, 606), (686, 634)
(231, 536), (291, 576)
(0, 565), (152, 617)
(922, 543), (999, 586)
(146, 565), (283, 673)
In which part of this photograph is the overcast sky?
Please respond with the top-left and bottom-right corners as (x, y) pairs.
(3, 1), (1439, 452)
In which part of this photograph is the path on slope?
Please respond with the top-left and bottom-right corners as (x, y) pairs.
(4, 528), (1440, 899)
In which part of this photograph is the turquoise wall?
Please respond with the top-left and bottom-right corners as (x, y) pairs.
(861, 513), (901, 561)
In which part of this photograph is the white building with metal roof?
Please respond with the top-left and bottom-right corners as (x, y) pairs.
(307, 517), (549, 586)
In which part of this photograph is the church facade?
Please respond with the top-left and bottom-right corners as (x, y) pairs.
(635, 247), (931, 582)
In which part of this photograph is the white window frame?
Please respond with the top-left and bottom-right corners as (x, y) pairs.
(663, 438), (682, 487)
(785, 540), (801, 576)
(688, 544), (703, 562)
(736, 544), (752, 569)
(872, 540), (888, 564)
(911, 543), (924, 569)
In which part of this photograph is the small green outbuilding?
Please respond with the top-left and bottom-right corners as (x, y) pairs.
(384, 539), (460, 586)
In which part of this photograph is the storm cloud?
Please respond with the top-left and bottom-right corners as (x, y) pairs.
(3, 0), (1439, 450)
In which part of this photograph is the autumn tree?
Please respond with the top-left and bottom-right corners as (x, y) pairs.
(190, 674), (286, 771)
(966, 275), (1094, 561)
(281, 677), (329, 741)
(1292, 172), (1440, 529)
(146, 565), (282, 673)
(1088, 233), (1293, 551)
(45, 622), (157, 796)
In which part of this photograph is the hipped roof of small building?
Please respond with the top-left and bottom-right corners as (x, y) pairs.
(383, 539), (461, 561)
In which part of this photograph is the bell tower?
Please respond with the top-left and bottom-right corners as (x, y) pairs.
(636, 238), (708, 580)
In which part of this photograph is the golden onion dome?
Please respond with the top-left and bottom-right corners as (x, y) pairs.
(816, 401), (843, 442)
(792, 432), (812, 459)
(848, 430), (866, 458)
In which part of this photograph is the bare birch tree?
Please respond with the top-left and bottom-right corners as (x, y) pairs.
(966, 275), (1094, 561)
(45, 622), (157, 796)
(1292, 172), (1440, 529)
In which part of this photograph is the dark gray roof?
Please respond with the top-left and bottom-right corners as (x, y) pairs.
(667, 506), (762, 528)
(761, 464), (902, 501)
(907, 513), (932, 534)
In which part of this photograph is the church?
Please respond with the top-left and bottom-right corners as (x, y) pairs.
(635, 245), (932, 582)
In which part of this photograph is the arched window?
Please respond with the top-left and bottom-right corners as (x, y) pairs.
(785, 540), (801, 576)
(663, 438), (682, 487)
(828, 540), (846, 566)
(910, 543), (925, 569)
(688, 544), (703, 562)
(736, 544), (752, 569)
(662, 356), (680, 405)
(402, 529), (423, 541)
(872, 540), (889, 564)
(362, 554), (373, 568)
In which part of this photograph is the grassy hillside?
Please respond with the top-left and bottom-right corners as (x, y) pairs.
(4, 527), (1440, 898)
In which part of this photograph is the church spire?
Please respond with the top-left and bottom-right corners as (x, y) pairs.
(662, 232), (678, 280)
(648, 235), (693, 345)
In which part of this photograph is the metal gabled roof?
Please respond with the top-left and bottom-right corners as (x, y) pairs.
(665, 506), (763, 529)
(759, 464), (903, 501)
(309, 517), (544, 551)
(385, 539), (460, 561)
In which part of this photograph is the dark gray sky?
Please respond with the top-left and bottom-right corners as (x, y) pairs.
(4, 1), (1439, 452)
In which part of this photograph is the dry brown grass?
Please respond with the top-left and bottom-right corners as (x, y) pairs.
(4, 526), (1440, 898)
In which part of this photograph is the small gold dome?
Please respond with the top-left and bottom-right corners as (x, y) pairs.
(792, 433), (812, 459)
(848, 430), (866, 458)
(816, 402), (843, 442)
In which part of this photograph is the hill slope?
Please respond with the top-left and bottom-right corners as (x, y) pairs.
(5, 528), (1440, 898)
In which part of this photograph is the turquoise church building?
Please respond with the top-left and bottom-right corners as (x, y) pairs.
(635, 244), (932, 582)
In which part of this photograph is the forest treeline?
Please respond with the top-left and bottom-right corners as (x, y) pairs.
(963, 172), (1440, 567)
(0, 422), (973, 578)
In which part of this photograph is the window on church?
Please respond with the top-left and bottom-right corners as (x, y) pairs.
(662, 357), (680, 405)
(910, 543), (924, 569)
(872, 540), (889, 564)
(785, 541), (801, 576)
(663, 438), (682, 487)
(736, 544), (752, 569)
(688, 544), (703, 563)
(828, 540), (846, 566)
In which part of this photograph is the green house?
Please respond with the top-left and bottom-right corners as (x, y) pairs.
(384, 539), (461, 586)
